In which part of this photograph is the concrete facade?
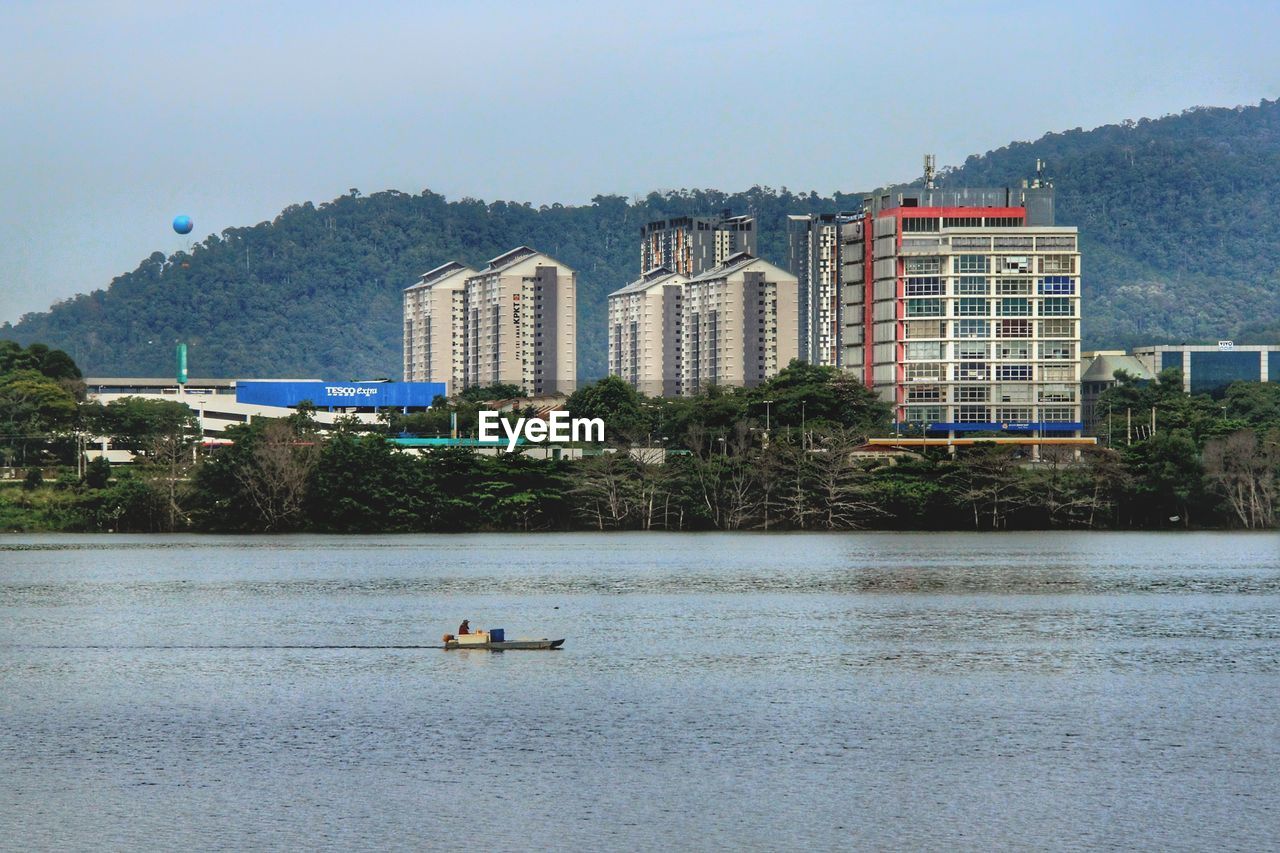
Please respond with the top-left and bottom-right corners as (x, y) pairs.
(607, 267), (687, 397)
(1133, 343), (1279, 395)
(787, 212), (859, 368)
(403, 261), (475, 387)
(640, 214), (757, 277)
(462, 247), (577, 396)
(680, 253), (800, 395)
(841, 184), (1082, 437)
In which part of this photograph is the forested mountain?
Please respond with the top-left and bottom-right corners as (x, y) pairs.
(5, 99), (1279, 380)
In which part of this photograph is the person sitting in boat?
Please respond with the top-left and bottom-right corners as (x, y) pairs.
(458, 620), (471, 635)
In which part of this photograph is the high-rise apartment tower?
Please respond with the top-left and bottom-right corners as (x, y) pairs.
(404, 247), (577, 396)
(607, 267), (687, 397)
(787, 212), (859, 367)
(841, 180), (1082, 437)
(681, 253), (799, 395)
(403, 261), (475, 387)
(462, 247), (577, 395)
(640, 213), (757, 277)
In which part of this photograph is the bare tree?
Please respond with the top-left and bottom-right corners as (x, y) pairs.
(762, 429), (883, 530)
(946, 446), (1033, 530)
(234, 420), (319, 531)
(1204, 429), (1278, 529)
(147, 429), (196, 532)
(571, 452), (637, 530)
(807, 429), (885, 530)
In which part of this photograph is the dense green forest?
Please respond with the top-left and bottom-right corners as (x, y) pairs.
(4, 99), (1280, 379)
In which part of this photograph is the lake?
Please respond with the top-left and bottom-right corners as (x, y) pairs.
(1, 532), (1278, 851)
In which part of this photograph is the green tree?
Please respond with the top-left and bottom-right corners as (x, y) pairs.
(304, 432), (426, 532)
(459, 383), (524, 403)
(1122, 429), (1204, 527)
(91, 396), (199, 454)
(83, 456), (112, 490)
(565, 376), (652, 442)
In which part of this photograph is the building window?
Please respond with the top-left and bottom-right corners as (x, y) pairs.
(996, 406), (1034, 422)
(906, 385), (943, 402)
(906, 341), (943, 360)
(998, 341), (1032, 359)
(1040, 255), (1076, 274)
(955, 298), (989, 317)
(1039, 384), (1077, 402)
(996, 364), (1033, 381)
(955, 319), (989, 338)
(955, 405), (990, 422)
(996, 298), (1031, 317)
(905, 257), (943, 274)
(955, 342), (989, 360)
(997, 319), (1032, 338)
(1038, 276), (1075, 295)
(1041, 364), (1074, 381)
(1040, 297), (1074, 317)
(997, 256), (1031, 274)
(1040, 405), (1076, 422)
(905, 320), (946, 338)
(954, 362), (989, 381)
(1039, 342), (1076, 360)
(995, 278), (1032, 295)
(1040, 319), (1074, 338)
(905, 299), (944, 317)
(954, 255), (988, 274)
(943, 217), (983, 228)
(905, 362), (944, 381)
(903, 406), (944, 423)
(995, 383), (1032, 403)
(905, 277), (943, 296)
(955, 276), (988, 295)
(953, 385), (989, 402)
(902, 217), (940, 232)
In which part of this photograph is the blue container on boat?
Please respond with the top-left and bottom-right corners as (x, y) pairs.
(489, 628), (505, 643)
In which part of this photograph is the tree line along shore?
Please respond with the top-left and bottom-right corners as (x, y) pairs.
(2, 340), (1278, 533)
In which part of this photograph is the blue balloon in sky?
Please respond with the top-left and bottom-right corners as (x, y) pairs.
(172, 215), (193, 235)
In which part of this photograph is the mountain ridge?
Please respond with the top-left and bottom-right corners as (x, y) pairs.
(5, 98), (1279, 379)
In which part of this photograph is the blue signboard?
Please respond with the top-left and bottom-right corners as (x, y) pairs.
(908, 421), (1085, 433)
(236, 381), (447, 408)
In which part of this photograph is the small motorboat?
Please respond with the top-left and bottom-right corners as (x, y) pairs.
(442, 628), (563, 651)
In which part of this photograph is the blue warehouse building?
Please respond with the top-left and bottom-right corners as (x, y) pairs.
(236, 380), (448, 411)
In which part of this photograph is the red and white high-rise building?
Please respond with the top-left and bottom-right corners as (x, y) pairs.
(841, 173), (1082, 438)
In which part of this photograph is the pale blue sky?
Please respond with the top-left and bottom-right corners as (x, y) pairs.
(3, 0), (1279, 322)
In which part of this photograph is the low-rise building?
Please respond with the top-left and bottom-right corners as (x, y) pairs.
(1132, 343), (1279, 395)
(84, 378), (445, 460)
(1079, 350), (1156, 433)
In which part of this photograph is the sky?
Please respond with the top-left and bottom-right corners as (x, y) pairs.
(2, 0), (1279, 323)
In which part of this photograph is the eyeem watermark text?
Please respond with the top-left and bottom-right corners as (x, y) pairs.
(478, 410), (604, 452)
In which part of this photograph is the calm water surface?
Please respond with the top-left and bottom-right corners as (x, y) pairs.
(1, 532), (1278, 851)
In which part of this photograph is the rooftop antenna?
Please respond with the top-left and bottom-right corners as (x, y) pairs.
(1032, 158), (1052, 188)
(923, 154), (936, 189)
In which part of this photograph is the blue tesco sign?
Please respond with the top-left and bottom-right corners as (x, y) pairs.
(236, 381), (447, 408)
